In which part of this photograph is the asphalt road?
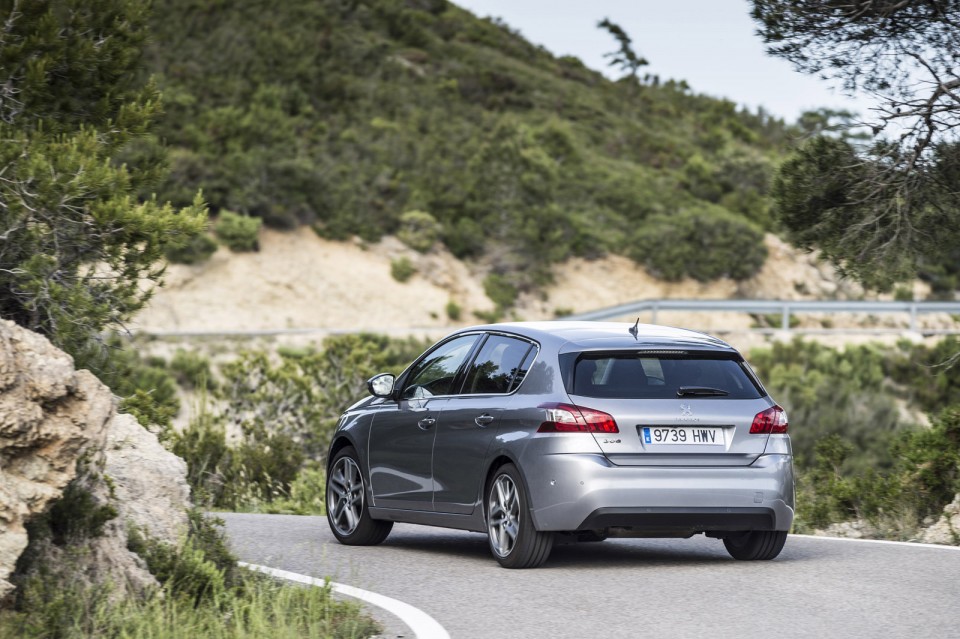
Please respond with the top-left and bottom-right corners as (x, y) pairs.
(221, 513), (960, 639)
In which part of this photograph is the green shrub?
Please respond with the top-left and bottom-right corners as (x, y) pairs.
(92, 340), (180, 432)
(749, 338), (910, 473)
(170, 349), (213, 390)
(631, 206), (768, 281)
(215, 211), (261, 252)
(31, 482), (118, 547)
(4, 511), (378, 638)
(397, 210), (442, 252)
(893, 285), (914, 301)
(390, 257), (417, 282)
(887, 336), (960, 413)
(445, 300), (462, 321)
(171, 334), (428, 512)
(794, 406), (960, 534)
(169, 412), (231, 507)
(483, 273), (518, 310)
(164, 232), (218, 265)
(890, 406), (960, 516)
(753, 313), (800, 329)
(260, 462), (328, 515)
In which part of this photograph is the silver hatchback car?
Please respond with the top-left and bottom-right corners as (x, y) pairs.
(325, 321), (794, 568)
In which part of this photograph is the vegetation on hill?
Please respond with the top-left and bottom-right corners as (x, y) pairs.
(144, 0), (794, 290)
(750, 337), (960, 535)
(0, 0), (206, 364)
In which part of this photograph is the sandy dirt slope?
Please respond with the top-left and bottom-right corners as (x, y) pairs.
(134, 229), (944, 336)
(132, 228), (496, 333)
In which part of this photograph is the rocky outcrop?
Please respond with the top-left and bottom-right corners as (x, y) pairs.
(0, 319), (190, 600)
(812, 519), (879, 540)
(0, 320), (113, 599)
(920, 494), (960, 545)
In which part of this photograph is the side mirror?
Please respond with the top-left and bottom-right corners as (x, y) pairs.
(367, 373), (396, 398)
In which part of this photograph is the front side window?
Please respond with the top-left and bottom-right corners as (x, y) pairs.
(462, 335), (534, 395)
(402, 335), (480, 399)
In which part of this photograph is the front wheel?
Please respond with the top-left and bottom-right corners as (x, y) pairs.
(723, 530), (787, 560)
(486, 464), (553, 568)
(326, 446), (392, 545)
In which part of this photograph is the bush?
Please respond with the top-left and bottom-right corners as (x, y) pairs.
(170, 349), (214, 390)
(91, 340), (180, 432)
(794, 406), (960, 534)
(631, 206), (767, 281)
(390, 257), (417, 282)
(215, 211), (261, 252)
(397, 210), (442, 252)
(887, 336), (960, 413)
(164, 232), (218, 265)
(749, 338), (910, 473)
(483, 273), (518, 310)
(445, 299), (462, 321)
(4, 511), (378, 638)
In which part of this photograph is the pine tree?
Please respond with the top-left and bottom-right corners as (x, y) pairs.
(0, 0), (206, 360)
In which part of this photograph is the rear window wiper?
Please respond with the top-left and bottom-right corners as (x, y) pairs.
(677, 386), (729, 397)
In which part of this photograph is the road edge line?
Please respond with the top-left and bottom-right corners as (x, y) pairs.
(791, 534), (960, 551)
(239, 562), (450, 639)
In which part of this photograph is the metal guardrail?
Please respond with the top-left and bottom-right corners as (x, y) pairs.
(134, 300), (960, 338)
(563, 299), (960, 333)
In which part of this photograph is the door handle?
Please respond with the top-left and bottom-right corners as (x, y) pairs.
(474, 414), (495, 427)
(418, 417), (436, 430)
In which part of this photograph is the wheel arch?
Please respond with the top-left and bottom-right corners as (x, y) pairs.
(481, 453), (536, 522)
(327, 434), (360, 472)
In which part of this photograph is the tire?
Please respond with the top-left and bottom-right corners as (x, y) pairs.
(723, 530), (787, 560)
(326, 446), (392, 545)
(485, 464), (553, 568)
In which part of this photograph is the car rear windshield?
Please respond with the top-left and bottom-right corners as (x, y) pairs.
(563, 352), (764, 400)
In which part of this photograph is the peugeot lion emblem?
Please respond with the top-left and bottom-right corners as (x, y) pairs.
(679, 403), (693, 417)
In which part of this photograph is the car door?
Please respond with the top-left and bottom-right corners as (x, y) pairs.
(368, 334), (480, 511)
(432, 334), (537, 514)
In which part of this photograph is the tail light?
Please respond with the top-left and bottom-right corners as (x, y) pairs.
(537, 403), (619, 433)
(750, 405), (788, 434)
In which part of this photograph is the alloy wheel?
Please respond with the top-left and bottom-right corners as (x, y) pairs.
(488, 474), (521, 557)
(328, 456), (364, 536)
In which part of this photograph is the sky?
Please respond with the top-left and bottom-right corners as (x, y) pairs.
(453, 0), (876, 123)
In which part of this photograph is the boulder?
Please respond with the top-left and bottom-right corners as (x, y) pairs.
(0, 319), (190, 601)
(0, 320), (113, 599)
(920, 494), (960, 545)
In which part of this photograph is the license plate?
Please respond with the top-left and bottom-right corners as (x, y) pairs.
(641, 426), (725, 446)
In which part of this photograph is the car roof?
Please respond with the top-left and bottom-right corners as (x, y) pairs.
(457, 321), (738, 354)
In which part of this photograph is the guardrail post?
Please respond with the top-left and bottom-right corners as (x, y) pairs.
(781, 305), (791, 332)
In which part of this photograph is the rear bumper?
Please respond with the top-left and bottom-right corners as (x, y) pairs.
(521, 452), (795, 532)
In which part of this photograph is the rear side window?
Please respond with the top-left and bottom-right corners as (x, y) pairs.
(571, 353), (762, 400)
(463, 335), (533, 395)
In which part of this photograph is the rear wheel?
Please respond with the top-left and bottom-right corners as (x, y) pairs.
(326, 446), (392, 545)
(486, 464), (553, 568)
(723, 530), (787, 560)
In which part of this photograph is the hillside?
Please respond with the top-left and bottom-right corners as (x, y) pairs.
(135, 226), (925, 338)
(142, 0), (795, 297)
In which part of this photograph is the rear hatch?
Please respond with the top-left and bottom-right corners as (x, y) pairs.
(563, 350), (774, 467)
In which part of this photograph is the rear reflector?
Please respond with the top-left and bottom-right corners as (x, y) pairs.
(750, 405), (788, 434)
(537, 402), (619, 433)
